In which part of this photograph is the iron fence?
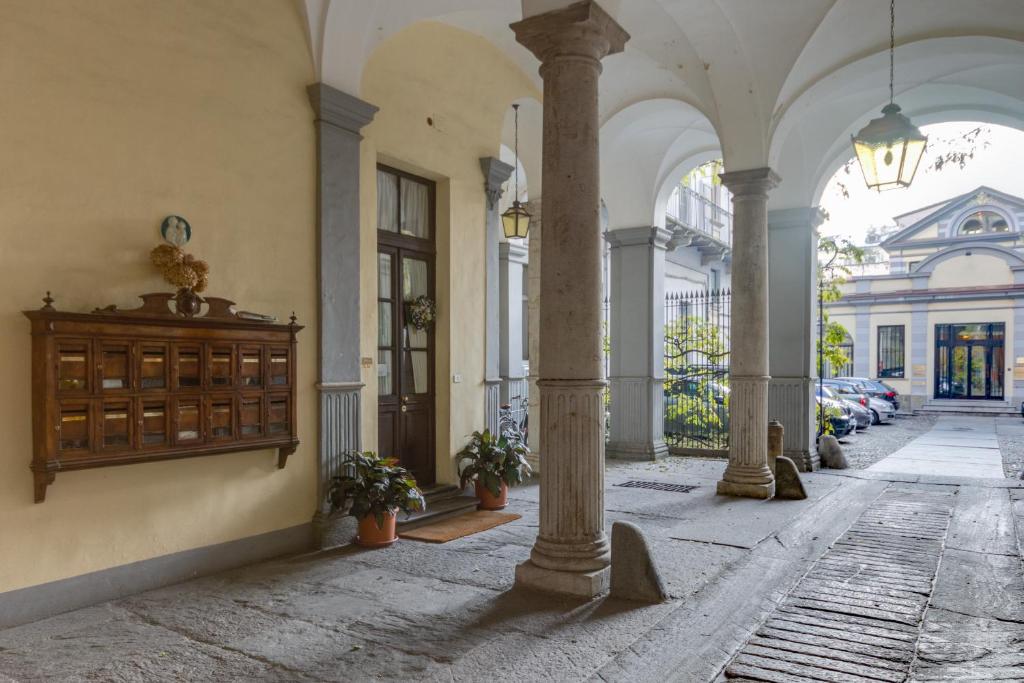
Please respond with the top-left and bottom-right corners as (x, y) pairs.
(664, 288), (731, 454)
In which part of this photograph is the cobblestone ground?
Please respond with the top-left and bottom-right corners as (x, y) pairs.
(838, 414), (937, 470)
(996, 417), (1024, 480)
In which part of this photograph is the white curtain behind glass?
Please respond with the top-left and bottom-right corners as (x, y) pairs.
(400, 179), (429, 238)
(377, 172), (398, 233)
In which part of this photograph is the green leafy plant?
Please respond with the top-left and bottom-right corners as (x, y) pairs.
(664, 314), (730, 448)
(457, 429), (532, 498)
(327, 451), (425, 528)
(817, 236), (863, 376)
(816, 401), (845, 437)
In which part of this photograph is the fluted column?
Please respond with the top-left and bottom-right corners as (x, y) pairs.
(511, 1), (628, 597)
(480, 157), (515, 436)
(525, 198), (542, 469)
(717, 168), (779, 499)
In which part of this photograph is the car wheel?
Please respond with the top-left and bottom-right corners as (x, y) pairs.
(870, 409), (880, 425)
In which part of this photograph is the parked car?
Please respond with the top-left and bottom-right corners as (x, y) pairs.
(815, 395), (854, 439)
(825, 379), (896, 425)
(817, 385), (871, 430)
(835, 376), (901, 411)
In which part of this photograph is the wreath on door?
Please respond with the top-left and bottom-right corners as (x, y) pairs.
(405, 295), (437, 330)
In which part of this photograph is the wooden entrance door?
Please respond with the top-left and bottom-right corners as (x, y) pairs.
(376, 166), (435, 486)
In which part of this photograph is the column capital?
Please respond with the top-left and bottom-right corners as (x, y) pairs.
(511, 1), (629, 65)
(499, 241), (530, 264)
(718, 167), (781, 198)
(767, 206), (826, 232)
(480, 157), (515, 210)
(307, 83), (378, 135)
(604, 226), (672, 251)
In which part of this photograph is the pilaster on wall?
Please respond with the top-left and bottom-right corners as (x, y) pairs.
(605, 226), (671, 460)
(910, 302), (928, 410)
(307, 83), (377, 546)
(854, 303), (871, 378)
(480, 157), (515, 436)
(767, 207), (822, 472)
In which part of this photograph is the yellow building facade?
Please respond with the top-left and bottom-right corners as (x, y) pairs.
(829, 187), (1024, 412)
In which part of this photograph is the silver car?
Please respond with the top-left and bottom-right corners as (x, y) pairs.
(818, 385), (871, 430)
(825, 380), (896, 424)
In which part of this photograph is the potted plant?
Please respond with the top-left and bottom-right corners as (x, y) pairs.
(457, 429), (532, 510)
(327, 451), (426, 548)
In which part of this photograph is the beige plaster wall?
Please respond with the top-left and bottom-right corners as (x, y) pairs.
(357, 22), (540, 484)
(0, 0), (317, 593)
(869, 278), (912, 294)
(907, 224), (939, 240)
(929, 254), (1012, 289)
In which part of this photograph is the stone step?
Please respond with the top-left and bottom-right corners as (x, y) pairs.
(918, 402), (1019, 416)
(397, 485), (479, 530)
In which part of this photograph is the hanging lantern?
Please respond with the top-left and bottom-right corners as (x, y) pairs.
(501, 103), (531, 239)
(851, 0), (927, 191)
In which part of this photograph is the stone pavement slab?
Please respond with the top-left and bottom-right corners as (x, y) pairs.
(867, 416), (1006, 479)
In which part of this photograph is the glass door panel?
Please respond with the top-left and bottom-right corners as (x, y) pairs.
(209, 345), (235, 388)
(173, 344), (202, 389)
(239, 346), (263, 388)
(969, 346), (987, 397)
(141, 400), (169, 447)
(269, 347), (290, 386)
(402, 256), (430, 396)
(57, 340), (91, 393)
(950, 347), (968, 398)
(140, 344), (168, 390)
(57, 402), (91, 452)
(240, 395), (263, 438)
(208, 396), (234, 441)
(100, 400), (132, 450)
(174, 398), (203, 444)
(268, 395), (290, 435)
(99, 342), (132, 390)
(378, 251), (395, 397)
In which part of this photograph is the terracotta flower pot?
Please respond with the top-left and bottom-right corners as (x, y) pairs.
(475, 481), (509, 511)
(356, 511), (398, 548)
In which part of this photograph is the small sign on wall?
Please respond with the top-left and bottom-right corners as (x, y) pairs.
(912, 364), (927, 377)
(1014, 357), (1024, 381)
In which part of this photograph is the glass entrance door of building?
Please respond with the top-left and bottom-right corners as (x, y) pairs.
(934, 323), (1004, 400)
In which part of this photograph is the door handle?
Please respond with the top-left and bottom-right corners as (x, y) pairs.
(401, 405), (407, 413)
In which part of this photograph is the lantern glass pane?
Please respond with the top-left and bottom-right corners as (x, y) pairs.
(898, 137), (927, 186)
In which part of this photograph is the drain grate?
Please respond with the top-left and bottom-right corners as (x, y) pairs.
(614, 480), (698, 493)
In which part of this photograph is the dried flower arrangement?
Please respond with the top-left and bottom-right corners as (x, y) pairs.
(150, 244), (210, 293)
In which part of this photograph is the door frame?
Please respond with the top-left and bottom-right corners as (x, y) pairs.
(933, 322), (1005, 400)
(376, 164), (437, 485)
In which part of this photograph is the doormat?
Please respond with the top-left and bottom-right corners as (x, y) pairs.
(399, 510), (521, 543)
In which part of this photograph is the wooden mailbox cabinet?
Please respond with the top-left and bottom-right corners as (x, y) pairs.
(24, 293), (301, 503)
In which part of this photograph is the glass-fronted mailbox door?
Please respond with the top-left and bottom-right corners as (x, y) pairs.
(239, 346), (264, 388)
(173, 344), (202, 389)
(209, 345), (235, 389)
(269, 347), (290, 387)
(268, 394), (290, 435)
(57, 401), (92, 453)
(57, 340), (91, 393)
(100, 399), (132, 450)
(139, 343), (169, 390)
(141, 399), (170, 448)
(239, 395), (263, 438)
(174, 398), (203, 444)
(208, 396), (235, 441)
(98, 341), (132, 391)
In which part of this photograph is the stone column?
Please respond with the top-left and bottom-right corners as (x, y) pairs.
(500, 241), (530, 419)
(480, 157), (515, 435)
(511, 1), (628, 597)
(767, 207), (822, 472)
(525, 199), (542, 469)
(307, 83), (378, 545)
(717, 168), (779, 499)
(605, 226), (672, 460)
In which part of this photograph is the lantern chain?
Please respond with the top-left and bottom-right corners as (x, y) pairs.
(889, 0), (895, 105)
(512, 103), (520, 204)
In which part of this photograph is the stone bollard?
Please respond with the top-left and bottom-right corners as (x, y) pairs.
(767, 420), (784, 477)
(818, 435), (848, 469)
(610, 521), (668, 603)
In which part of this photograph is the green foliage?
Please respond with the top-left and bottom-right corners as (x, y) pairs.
(816, 400), (845, 437)
(681, 159), (725, 188)
(457, 429), (532, 498)
(327, 451), (426, 528)
(817, 235), (863, 376)
(664, 314), (730, 446)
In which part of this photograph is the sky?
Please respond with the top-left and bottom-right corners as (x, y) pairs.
(818, 122), (1024, 243)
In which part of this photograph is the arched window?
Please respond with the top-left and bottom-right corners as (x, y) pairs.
(957, 210), (1012, 236)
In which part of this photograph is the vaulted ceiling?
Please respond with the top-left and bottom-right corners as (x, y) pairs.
(300, 0), (1024, 223)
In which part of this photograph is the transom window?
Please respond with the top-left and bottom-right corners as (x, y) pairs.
(957, 211), (1009, 236)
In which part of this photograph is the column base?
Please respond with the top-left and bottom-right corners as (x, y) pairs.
(606, 440), (668, 461)
(716, 479), (776, 499)
(514, 560), (610, 599)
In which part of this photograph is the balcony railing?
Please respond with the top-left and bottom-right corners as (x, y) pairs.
(666, 187), (733, 246)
